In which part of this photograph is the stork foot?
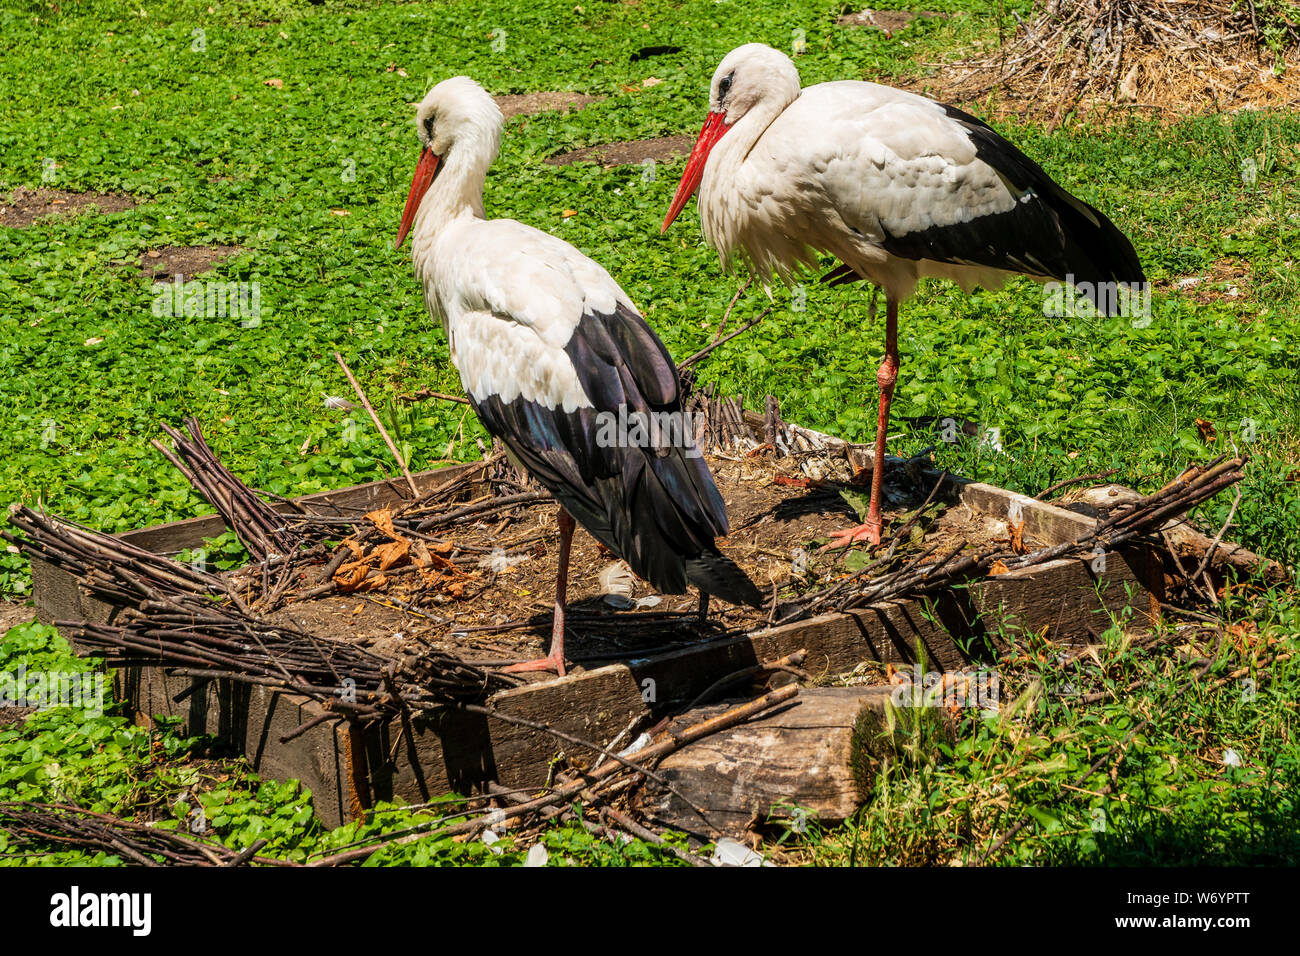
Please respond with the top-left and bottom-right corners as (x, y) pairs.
(820, 520), (882, 551)
(502, 648), (567, 677)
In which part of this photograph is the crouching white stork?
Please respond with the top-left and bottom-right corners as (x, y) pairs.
(396, 76), (763, 675)
(662, 44), (1146, 546)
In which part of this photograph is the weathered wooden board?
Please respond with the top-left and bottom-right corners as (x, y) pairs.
(650, 687), (895, 832)
(111, 664), (355, 825)
(30, 462), (1168, 829)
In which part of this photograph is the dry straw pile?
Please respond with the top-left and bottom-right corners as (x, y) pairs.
(920, 0), (1300, 121)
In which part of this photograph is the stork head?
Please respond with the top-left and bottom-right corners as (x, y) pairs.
(396, 76), (503, 249)
(661, 44), (801, 233)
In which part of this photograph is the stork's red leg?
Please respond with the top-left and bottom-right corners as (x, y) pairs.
(825, 296), (899, 549)
(504, 508), (574, 676)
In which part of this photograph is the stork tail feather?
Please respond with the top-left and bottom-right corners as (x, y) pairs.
(685, 550), (765, 608)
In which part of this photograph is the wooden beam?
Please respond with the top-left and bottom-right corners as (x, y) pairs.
(650, 687), (897, 832)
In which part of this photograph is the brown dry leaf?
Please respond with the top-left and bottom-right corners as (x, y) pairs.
(989, 559), (1012, 575)
(411, 542), (455, 572)
(337, 570), (388, 594)
(416, 568), (446, 588)
(366, 507), (398, 537)
(1008, 518), (1026, 555)
(374, 538), (410, 572)
(334, 561), (373, 591)
(1195, 418), (1217, 443)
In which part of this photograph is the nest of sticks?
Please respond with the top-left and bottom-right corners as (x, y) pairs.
(5, 407), (1252, 703)
(0, 396), (1263, 866)
(920, 0), (1300, 121)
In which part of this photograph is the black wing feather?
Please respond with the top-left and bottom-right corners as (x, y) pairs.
(470, 302), (761, 607)
(871, 104), (1145, 312)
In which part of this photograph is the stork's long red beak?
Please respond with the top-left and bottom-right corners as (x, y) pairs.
(395, 145), (440, 250)
(660, 111), (729, 233)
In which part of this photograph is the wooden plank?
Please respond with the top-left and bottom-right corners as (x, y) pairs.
(109, 662), (350, 827)
(969, 548), (1163, 646)
(373, 595), (975, 802)
(651, 687), (895, 832)
(957, 480), (1094, 545)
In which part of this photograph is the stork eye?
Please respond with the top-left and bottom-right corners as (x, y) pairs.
(423, 115), (436, 140)
(717, 72), (734, 101)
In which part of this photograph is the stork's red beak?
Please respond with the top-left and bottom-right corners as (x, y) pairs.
(660, 111), (729, 233)
(395, 145), (440, 250)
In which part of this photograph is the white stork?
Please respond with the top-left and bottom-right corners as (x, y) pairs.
(662, 44), (1145, 546)
(395, 76), (762, 675)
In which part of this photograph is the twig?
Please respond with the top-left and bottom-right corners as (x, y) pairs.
(307, 685), (798, 866)
(397, 388), (472, 406)
(334, 352), (419, 497)
(711, 277), (752, 341)
(1190, 488), (1242, 584)
(1033, 468), (1120, 500)
(678, 307), (773, 373)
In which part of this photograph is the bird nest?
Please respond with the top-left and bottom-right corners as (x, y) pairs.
(913, 0), (1300, 121)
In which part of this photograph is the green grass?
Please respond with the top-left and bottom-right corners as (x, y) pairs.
(1, 0), (1298, 865)
(0, 621), (691, 866)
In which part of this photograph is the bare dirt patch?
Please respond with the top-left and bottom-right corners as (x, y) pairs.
(494, 91), (602, 119)
(0, 598), (34, 635)
(1160, 258), (1250, 304)
(836, 9), (946, 36)
(257, 453), (1032, 679)
(0, 187), (137, 228)
(545, 134), (694, 167)
(141, 245), (243, 281)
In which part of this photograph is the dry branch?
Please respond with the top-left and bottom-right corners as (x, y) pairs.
(0, 802), (296, 867)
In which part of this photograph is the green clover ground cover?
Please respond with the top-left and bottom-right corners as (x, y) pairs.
(1, 0), (1298, 864)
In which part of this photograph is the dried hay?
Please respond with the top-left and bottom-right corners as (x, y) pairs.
(912, 0), (1300, 122)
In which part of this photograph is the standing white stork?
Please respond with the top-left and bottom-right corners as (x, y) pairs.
(662, 44), (1145, 546)
(395, 77), (763, 675)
